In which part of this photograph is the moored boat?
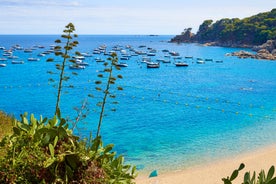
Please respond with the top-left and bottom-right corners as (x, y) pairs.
(0, 63), (7, 67)
(197, 60), (205, 64)
(175, 62), (189, 67)
(69, 65), (85, 70)
(28, 58), (40, 61)
(147, 62), (160, 68)
(116, 62), (128, 67)
(12, 60), (24, 64)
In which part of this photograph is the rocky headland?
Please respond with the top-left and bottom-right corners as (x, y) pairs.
(170, 9), (276, 60)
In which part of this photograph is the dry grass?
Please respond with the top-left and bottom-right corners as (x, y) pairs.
(0, 111), (14, 156)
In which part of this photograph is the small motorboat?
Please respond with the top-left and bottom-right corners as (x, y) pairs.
(147, 62), (160, 68)
(196, 60), (205, 64)
(28, 58), (40, 61)
(12, 60), (24, 64)
(175, 62), (188, 67)
(116, 63), (128, 67)
(69, 65), (85, 70)
(0, 63), (7, 67)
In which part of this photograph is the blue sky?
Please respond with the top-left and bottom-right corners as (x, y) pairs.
(0, 0), (275, 35)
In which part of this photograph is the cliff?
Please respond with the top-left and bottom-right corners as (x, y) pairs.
(170, 9), (276, 60)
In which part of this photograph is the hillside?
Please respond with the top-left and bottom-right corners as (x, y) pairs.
(171, 9), (276, 47)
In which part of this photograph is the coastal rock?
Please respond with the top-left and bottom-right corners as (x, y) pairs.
(229, 40), (276, 60)
(229, 50), (255, 59)
(252, 40), (276, 52)
(229, 49), (276, 60)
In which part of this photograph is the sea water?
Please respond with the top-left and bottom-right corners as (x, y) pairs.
(0, 35), (276, 173)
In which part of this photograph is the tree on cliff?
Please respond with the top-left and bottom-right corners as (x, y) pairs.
(171, 8), (276, 46)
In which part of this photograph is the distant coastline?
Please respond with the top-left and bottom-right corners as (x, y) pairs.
(170, 8), (276, 60)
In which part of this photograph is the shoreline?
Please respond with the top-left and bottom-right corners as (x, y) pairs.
(135, 144), (276, 184)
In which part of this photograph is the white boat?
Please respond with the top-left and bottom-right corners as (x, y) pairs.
(75, 60), (89, 66)
(37, 53), (46, 57)
(175, 62), (188, 67)
(196, 60), (205, 64)
(12, 60), (24, 64)
(28, 58), (40, 61)
(169, 51), (180, 56)
(147, 52), (156, 56)
(116, 63), (128, 67)
(0, 58), (7, 61)
(95, 58), (104, 62)
(0, 63), (7, 67)
(8, 55), (19, 59)
(73, 55), (85, 60)
(69, 65), (85, 70)
(147, 62), (160, 68)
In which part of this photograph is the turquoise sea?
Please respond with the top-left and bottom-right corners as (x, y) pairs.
(0, 35), (276, 173)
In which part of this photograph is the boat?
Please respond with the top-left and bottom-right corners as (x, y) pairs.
(75, 60), (89, 66)
(175, 62), (189, 67)
(120, 56), (129, 60)
(0, 63), (7, 67)
(28, 58), (40, 61)
(169, 51), (180, 56)
(205, 58), (213, 61)
(116, 63), (128, 67)
(0, 58), (7, 61)
(8, 55), (19, 59)
(73, 55), (85, 60)
(12, 60), (24, 64)
(69, 65), (85, 70)
(147, 62), (160, 68)
(95, 58), (104, 62)
(185, 56), (193, 59)
(215, 60), (223, 63)
(37, 53), (46, 57)
(196, 60), (205, 64)
(147, 52), (156, 56)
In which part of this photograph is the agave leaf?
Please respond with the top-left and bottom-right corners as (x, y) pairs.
(267, 166), (275, 181)
(53, 136), (59, 147)
(44, 157), (56, 168)
(49, 143), (55, 157)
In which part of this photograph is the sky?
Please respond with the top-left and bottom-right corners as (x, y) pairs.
(0, 0), (275, 35)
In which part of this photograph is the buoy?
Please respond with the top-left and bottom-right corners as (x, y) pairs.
(149, 170), (158, 178)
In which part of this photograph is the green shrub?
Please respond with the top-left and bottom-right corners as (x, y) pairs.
(222, 163), (276, 184)
(0, 112), (136, 183)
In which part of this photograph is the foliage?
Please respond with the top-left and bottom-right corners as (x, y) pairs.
(172, 8), (276, 45)
(93, 52), (123, 137)
(222, 163), (276, 184)
(46, 22), (80, 115)
(0, 113), (136, 183)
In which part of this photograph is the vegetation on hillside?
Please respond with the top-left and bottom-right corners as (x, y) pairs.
(171, 8), (276, 46)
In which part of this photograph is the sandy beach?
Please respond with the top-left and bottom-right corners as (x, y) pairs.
(135, 144), (276, 184)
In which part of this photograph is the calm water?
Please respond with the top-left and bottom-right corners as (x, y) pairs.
(0, 35), (276, 173)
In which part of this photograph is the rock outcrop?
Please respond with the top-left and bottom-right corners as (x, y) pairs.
(228, 40), (276, 60)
